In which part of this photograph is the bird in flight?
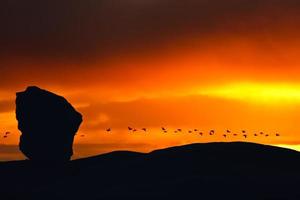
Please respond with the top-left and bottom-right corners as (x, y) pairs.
(223, 134), (227, 138)
(276, 133), (280, 137)
(243, 134), (247, 138)
(242, 130), (246, 134)
(233, 134), (238, 136)
(260, 132), (264, 135)
(142, 128), (147, 132)
(209, 130), (215, 135)
(128, 127), (133, 131)
(226, 130), (231, 133)
(188, 130), (193, 133)
(265, 134), (269, 137)
(3, 135), (7, 138)
(106, 128), (111, 132)
(199, 132), (203, 136)
(133, 129), (137, 132)
(177, 129), (182, 132)
(5, 132), (10, 135)
(254, 134), (258, 136)
(194, 129), (198, 132)
(162, 127), (166, 131)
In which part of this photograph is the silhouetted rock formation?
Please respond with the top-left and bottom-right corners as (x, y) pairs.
(16, 86), (82, 162)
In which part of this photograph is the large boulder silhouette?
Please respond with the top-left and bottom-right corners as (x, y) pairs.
(16, 86), (82, 162)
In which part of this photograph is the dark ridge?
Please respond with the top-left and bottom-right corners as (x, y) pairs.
(0, 142), (300, 200)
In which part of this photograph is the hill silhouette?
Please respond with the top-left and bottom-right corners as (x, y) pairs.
(1, 142), (300, 200)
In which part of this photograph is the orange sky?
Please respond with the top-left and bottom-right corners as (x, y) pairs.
(0, 0), (300, 160)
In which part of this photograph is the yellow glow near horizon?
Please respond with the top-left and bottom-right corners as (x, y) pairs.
(276, 145), (300, 152)
(199, 82), (300, 104)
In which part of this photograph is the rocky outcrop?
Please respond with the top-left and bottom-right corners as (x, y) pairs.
(16, 86), (82, 162)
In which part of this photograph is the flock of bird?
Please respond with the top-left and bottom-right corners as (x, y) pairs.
(1, 129), (280, 140)
(80, 127), (281, 139)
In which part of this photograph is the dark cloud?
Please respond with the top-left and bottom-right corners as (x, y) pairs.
(0, 0), (299, 92)
(1, 0), (299, 60)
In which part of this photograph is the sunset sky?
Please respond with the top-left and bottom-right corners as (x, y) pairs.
(0, 0), (300, 160)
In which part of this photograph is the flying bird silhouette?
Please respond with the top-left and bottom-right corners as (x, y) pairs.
(226, 130), (231, 133)
(188, 130), (193, 133)
(5, 132), (10, 135)
(106, 128), (111, 132)
(142, 128), (147, 132)
(233, 134), (238, 136)
(177, 129), (182, 132)
(254, 134), (258, 136)
(199, 132), (203, 136)
(133, 129), (137, 132)
(242, 130), (246, 134)
(194, 129), (198, 132)
(265, 134), (269, 137)
(128, 127), (133, 131)
(276, 133), (280, 137)
(223, 134), (227, 138)
(260, 132), (264, 135)
(209, 130), (215, 135)
(243, 134), (247, 138)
